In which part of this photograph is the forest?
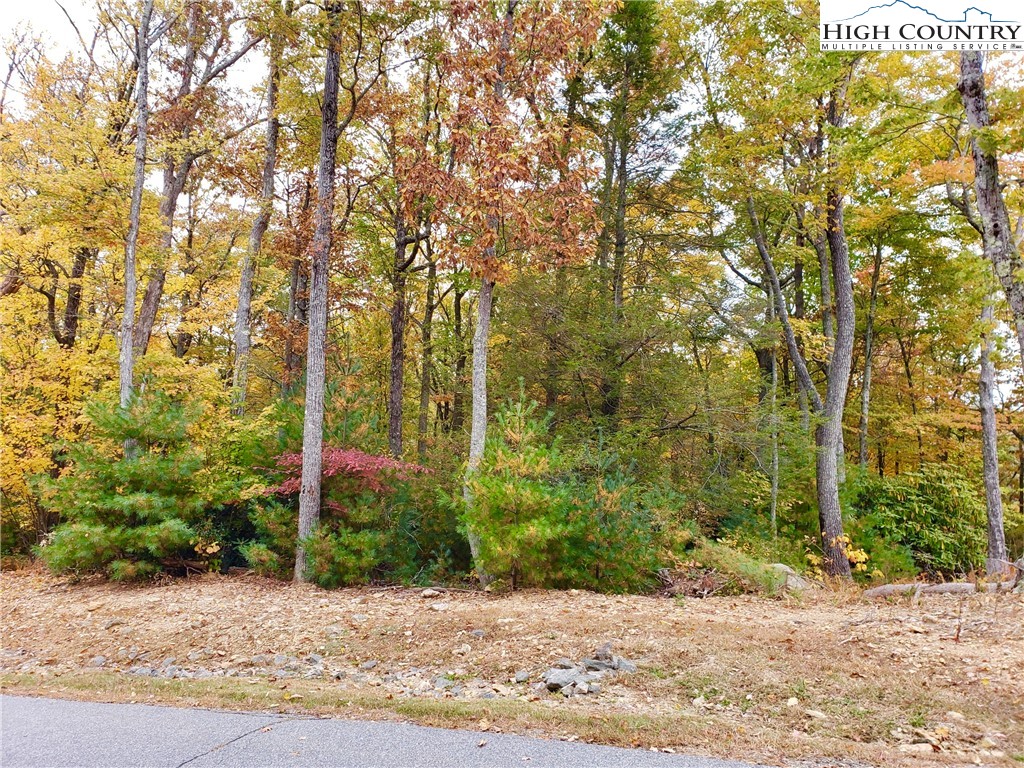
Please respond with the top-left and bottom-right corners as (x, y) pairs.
(2, 0), (1023, 594)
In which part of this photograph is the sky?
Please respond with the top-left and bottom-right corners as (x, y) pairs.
(0, 1), (89, 57)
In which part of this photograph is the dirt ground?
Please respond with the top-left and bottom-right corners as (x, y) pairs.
(1, 568), (1021, 767)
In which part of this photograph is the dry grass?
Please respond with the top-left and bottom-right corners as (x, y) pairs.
(2, 568), (1021, 767)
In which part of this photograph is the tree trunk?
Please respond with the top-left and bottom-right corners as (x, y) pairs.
(959, 52), (1024, 375)
(233, 21), (282, 416)
(818, 181), (855, 580)
(417, 260), (436, 459)
(859, 240), (882, 469)
(294, 3), (341, 584)
(464, 277), (494, 585)
(119, 0), (154, 427)
(451, 287), (467, 433)
(387, 261), (407, 458)
(979, 301), (1008, 577)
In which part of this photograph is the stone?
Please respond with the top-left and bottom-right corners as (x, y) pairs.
(360, 660), (379, 670)
(352, 614), (369, 622)
(898, 743), (935, 754)
(421, 588), (442, 598)
(768, 563), (813, 593)
(613, 657), (637, 674)
(469, 629), (486, 639)
(161, 657), (176, 668)
(582, 658), (615, 672)
(588, 682), (601, 694)
(103, 619), (124, 630)
(87, 656), (106, 668)
(804, 709), (828, 720)
(306, 653), (324, 665)
(553, 658), (576, 669)
(514, 670), (529, 683)
(543, 668), (583, 691)
(429, 602), (451, 612)
(594, 642), (614, 661)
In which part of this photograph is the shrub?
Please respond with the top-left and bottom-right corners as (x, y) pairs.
(37, 391), (209, 580)
(851, 464), (987, 578)
(245, 447), (429, 587)
(464, 398), (663, 592)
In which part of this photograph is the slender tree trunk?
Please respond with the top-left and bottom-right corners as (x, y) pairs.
(294, 3), (341, 583)
(859, 240), (882, 468)
(387, 260), (407, 458)
(818, 177), (855, 580)
(464, 277), (495, 584)
(451, 288), (467, 433)
(959, 52), (1024, 374)
(119, 0), (154, 434)
(417, 260), (436, 459)
(979, 301), (1008, 577)
(233, 24), (282, 416)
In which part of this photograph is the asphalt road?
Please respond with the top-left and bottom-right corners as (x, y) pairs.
(1, 695), (762, 768)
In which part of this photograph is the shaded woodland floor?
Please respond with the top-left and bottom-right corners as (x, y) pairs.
(1, 569), (1021, 767)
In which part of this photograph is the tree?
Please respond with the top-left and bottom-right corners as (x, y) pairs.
(232, 0), (293, 416)
(118, 0), (156, 420)
(958, 52), (1024, 375)
(418, 0), (605, 583)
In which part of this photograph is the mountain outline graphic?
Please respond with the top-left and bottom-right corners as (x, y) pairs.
(827, 0), (1016, 23)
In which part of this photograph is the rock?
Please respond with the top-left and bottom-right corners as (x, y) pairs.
(543, 668), (583, 691)
(103, 619), (124, 630)
(429, 602), (451, 612)
(945, 710), (965, 721)
(306, 653), (324, 665)
(594, 642), (614, 661)
(804, 709), (828, 720)
(433, 676), (455, 690)
(359, 660), (379, 670)
(352, 614), (369, 622)
(898, 743), (936, 754)
(613, 657), (637, 674)
(514, 670), (529, 683)
(787, 697), (799, 707)
(469, 629), (486, 639)
(554, 658), (576, 669)
(588, 682), (601, 694)
(421, 588), (442, 598)
(87, 656), (106, 668)
(582, 658), (615, 672)
(575, 682), (589, 695)
(768, 563), (813, 593)
(161, 657), (176, 668)
(455, 644), (472, 656)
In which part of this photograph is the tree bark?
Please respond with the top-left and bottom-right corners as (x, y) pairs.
(464, 276), (494, 584)
(294, 2), (342, 584)
(233, 11), (283, 416)
(119, 0), (154, 426)
(959, 51), (1024, 374)
(387, 252), (408, 458)
(417, 259), (436, 459)
(451, 287), (467, 433)
(979, 301), (1008, 577)
(859, 240), (882, 469)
